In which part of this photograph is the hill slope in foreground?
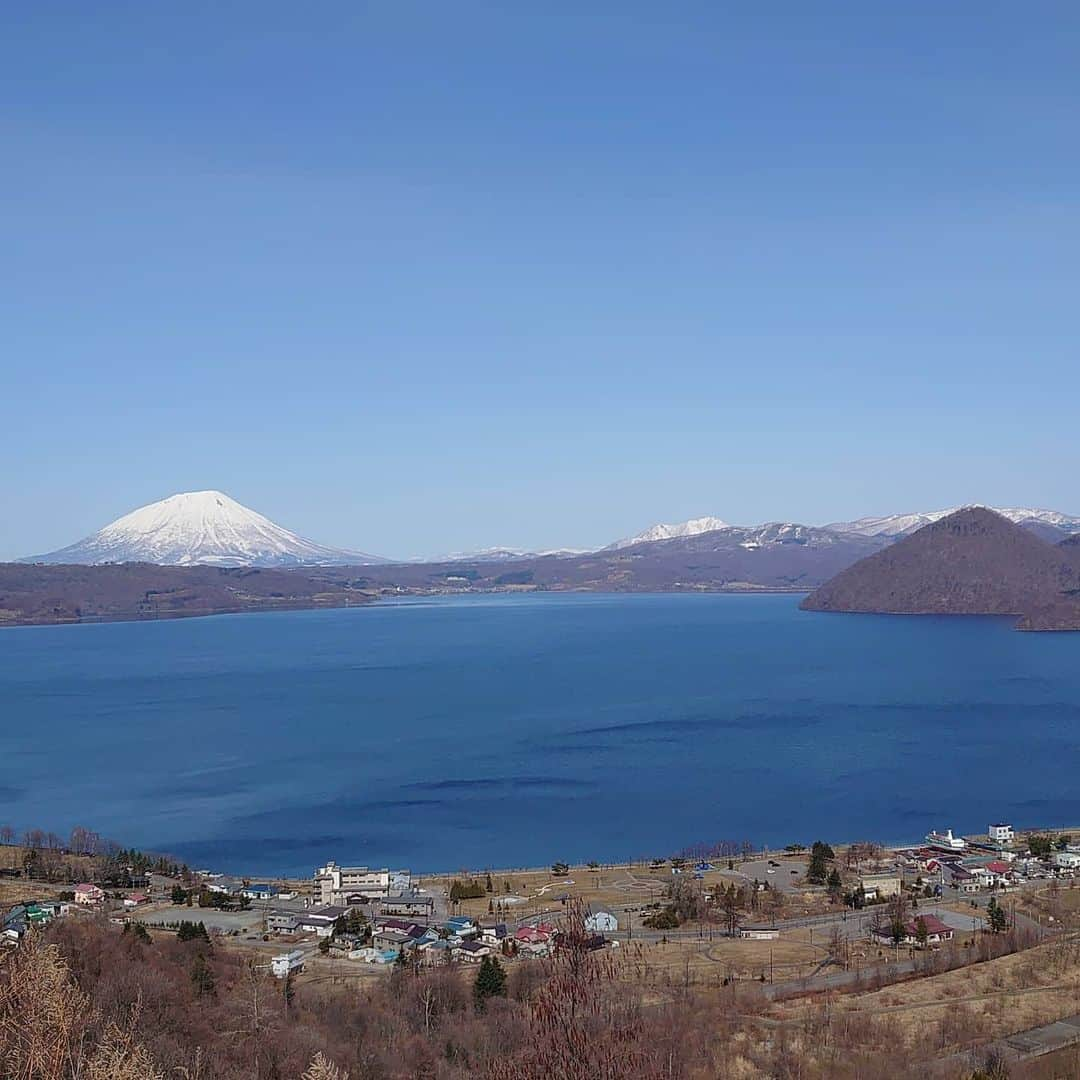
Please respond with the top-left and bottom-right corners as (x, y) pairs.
(800, 507), (1080, 630)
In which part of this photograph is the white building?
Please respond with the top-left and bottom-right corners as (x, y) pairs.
(739, 927), (780, 940)
(1052, 852), (1080, 870)
(271, 950), (305, 978)
(314, 862), (411, 905)
(989, 824), (1015, 844)
(584, 910), (618, 933)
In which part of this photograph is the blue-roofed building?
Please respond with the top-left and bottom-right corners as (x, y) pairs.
(241, 883), (279, 901)
(444, 916), (476, 936)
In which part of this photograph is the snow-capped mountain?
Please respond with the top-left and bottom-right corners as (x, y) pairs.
(22, 490), (387, 568)
(607, 516), (730, 550)
(825, 507), (1080, 539)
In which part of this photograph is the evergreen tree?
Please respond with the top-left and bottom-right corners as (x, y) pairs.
(826, 868), (843, 899)
(914, 916), (929, 948)
(987, 896), (1008, 933)
(473, 954), (507, 1007)
(170, 884), (188, 905)
(190, 952), (216, 997)
(807, 841), (833, 884)
(485, 872), (494, 893)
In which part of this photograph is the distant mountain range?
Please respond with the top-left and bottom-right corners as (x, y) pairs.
(21, 492), (1080, 570)
(802, 507), (1080, 631)
(825, 507), (1080, 542)
(8, 495), (1080, 628)
(22, 491), (388, 568)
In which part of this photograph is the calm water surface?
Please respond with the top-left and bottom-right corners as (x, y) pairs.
(2, 593), (1079, 875)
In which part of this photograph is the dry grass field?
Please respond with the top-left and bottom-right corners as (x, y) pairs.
(768, 933), (1080, 1054)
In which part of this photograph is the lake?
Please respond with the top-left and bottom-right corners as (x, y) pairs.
(2, 593), (1079, 877)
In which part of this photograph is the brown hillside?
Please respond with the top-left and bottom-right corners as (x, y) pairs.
(0, 563), (370, 626)
(800, 507), (1080, 628)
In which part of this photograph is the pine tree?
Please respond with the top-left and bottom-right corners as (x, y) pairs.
(913, 916), (929, 948)
(473, 954), (507, 1007)
(827, 868), (843, 899)
(987, 896), (1007, 933)
(190, 952), (215, 997)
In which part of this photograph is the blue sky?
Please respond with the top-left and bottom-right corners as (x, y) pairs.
(3, 3), (1078, 560)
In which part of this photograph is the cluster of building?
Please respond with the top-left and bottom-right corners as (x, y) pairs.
(896, 823), (1080, 895)
(265, 862), (619, 976)
(2, 898), (70, 943)
(269, 912), (571, 977)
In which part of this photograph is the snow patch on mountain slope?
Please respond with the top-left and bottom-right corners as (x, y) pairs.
(826, 507), (1080, 539)
(22, 490), (387, 567)
(607, 516), (730, 550)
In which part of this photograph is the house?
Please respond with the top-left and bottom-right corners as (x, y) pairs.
(422, 939), (455, 964)
(989, 824), (1015, 844)
(74, 883), (105, 906)
(299, 906), (348, 937)
(739, 926), (780, 940)
(860, 874), (902, 902)
(241, 884), (279, 901)
(584, 909), (618, 933)
(455, 939), (491, 962)
(205, 877), (244, 896)
(375, 917), (423, 935)
(514, 926), (550, 945)
(314, 862), (411, 905)
(329, 933), (366, 953)
(1053, 852), (1080, 870)
(444, 916), (477, 937)
(122, 893), (149, 908)
(872, 915), (955, 948)
(380, 893), (435, 918)
(266, 913), (301, 935)
(479, 922), (508, 947)
(941, 864), (980, 894)
(373, 928), (413, 952)
(270, 950), (305, 978)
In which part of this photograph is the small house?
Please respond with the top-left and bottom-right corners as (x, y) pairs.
(872, 915), (955, 948)
(455, 939), (491, 962)
(270, 950), (305, 978)
(479, 922), (508, 947)
(739, 926), (780, 940)
(266, 913), (301, 935)
(74, 884), (105, 906)
(242, 884), (279, 901)
(380, 893), (435, 918)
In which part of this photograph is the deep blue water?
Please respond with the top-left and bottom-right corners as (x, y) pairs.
(3, 593), (1080, 877)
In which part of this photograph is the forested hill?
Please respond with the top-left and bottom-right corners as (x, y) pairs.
(800, 507), (1080, 630)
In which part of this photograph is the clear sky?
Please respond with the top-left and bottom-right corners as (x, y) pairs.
(3, 3), (1078, 560)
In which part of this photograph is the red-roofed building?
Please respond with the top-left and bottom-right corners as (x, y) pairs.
(74, 883), (105, 906)
(872, 914), (955, 947)
(514, 926), (549, 944)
